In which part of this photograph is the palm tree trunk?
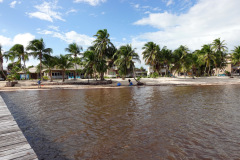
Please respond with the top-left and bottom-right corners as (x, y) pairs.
(23, 60), (26, 80)
(0, 61), (6, 79)
(205, 63), (208, 76)
(132, 66), (140, 83)
(50, 70), (53, 82)
(40, 53), (42, 80)
(100, 72), (104, 81)
(74, 60), (77, 80)
(62, 70), (65, 82)
(208, 64), (211, 76)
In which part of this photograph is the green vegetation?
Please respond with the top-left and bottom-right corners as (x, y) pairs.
(65, 43), (83, 80)
(1, 31), (240, 82)
(142, 38), (233, 77)
(26, 38), (53, 80)
(0, 44), (7, 79)
(114, 44), (140, 79)
(56, 54), (74, 82)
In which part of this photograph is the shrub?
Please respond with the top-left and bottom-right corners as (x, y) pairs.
(150, 72), (159, 78)
(136, 76), (141, 81)
(43, 76), (49, 80)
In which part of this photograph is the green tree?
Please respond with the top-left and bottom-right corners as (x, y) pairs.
(212, 38), (228, 75)
(93, 29), (114, 80)
(173, 45), (192, 77)
(114, 44), (140, 79)
(161, 46), (173, 76)
(231, 46), (240, 65)
(0, 44), (7, 79)
(142, 42), (160, 74)
(200, 44), (216, 76)
(56, 54), (74, 82)
(65, 43), (83, 80)
(7, 44), (29, 79)
(42, 54), (57, 82)
(82, 50), (97, 81)
(26, 38), (53, 80)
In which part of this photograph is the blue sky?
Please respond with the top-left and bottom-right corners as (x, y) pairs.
(1, 0), (240, 69)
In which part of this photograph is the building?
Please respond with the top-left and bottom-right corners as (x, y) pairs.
(18, 65), (85, 80)
(105, 64), (118, 78)
(43, 65), (85, 79)
(18, 67), (38, 79)
(147, 66), (167, 76)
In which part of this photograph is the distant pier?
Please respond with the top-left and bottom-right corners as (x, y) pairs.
(0, 96), (38, 160)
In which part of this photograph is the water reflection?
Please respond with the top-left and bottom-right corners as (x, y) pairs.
(1, 85), (240, 159)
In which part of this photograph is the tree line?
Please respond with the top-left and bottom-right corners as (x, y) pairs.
(0, 29), (140, 82)
(1, 29), (240, 82)
(143, 39), (240, 77)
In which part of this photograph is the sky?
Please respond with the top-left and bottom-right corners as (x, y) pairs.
(1, 0), (240, 69)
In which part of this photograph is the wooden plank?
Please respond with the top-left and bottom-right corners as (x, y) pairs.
(0, 96), (38, 160)
(0, 143), (32, 156)
(0, 148), (36, 160)
(0, 142), (28, 153)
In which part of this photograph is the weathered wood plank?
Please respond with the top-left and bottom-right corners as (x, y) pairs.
(0, 148), (36, 160)
(0, 141), (28, 153)
(0, 96), (38, 160)
(0, 143), (32, 156)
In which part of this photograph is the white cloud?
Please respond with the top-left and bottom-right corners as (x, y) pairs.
(37, 29), (94, 49)
(13, 33), (35, 48)
(27, 0), (65, 22)
(0, 33), (35, 68)
(74, 0), (106, 6)
(166, 0), (174, 6)
(134, 12), (178, 29)
(133, 0), (240, 52)
(0, 0), (3, 3)
(0, 33), (35, 48)
(28, 12), (53, 22)
(131, 3), (161, 13)
(134, 4), (140, 9)
(48, 25), (59, 31)
(0, 35), (12, 46)
(10, 1), (17, 8)
(66, 9), (77, 15)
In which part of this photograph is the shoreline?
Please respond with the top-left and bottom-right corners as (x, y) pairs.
(1, 77), (240, 91)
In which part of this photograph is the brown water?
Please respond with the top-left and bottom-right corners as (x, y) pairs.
(1, 85), (240, 160)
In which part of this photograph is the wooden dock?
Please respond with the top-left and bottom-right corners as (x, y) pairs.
(0, 96), (38, 160)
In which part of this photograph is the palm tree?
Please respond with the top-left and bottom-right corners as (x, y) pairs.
(142, 42), (160, 74)
(114, 44), (140, 79)
(0, 44), (7, 79)
(231, 46), (240, 64)
(65, 43), (83, 80)
(7, 44), (29, 79)
(173, 45), (191, 77)
(212, 38), (228, 53)
(56, 54), (74, 82)
(212, 38), (228, 75)
(161, 46), (173, 76)
(93, 29), (114, 80)
(200, 44), (216, 76)
(82, 50), (97, 81)
(26, 38), (53, 80)
(42, 54), (57, 82)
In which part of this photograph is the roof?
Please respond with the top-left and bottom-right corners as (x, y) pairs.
(18, 67), (37, 74)
(18, 65), (84, 74)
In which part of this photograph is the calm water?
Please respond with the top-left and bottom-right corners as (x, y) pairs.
(1, 85), (240, 160)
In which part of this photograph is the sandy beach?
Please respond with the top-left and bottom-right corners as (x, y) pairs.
(1, 76), (240, 91)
